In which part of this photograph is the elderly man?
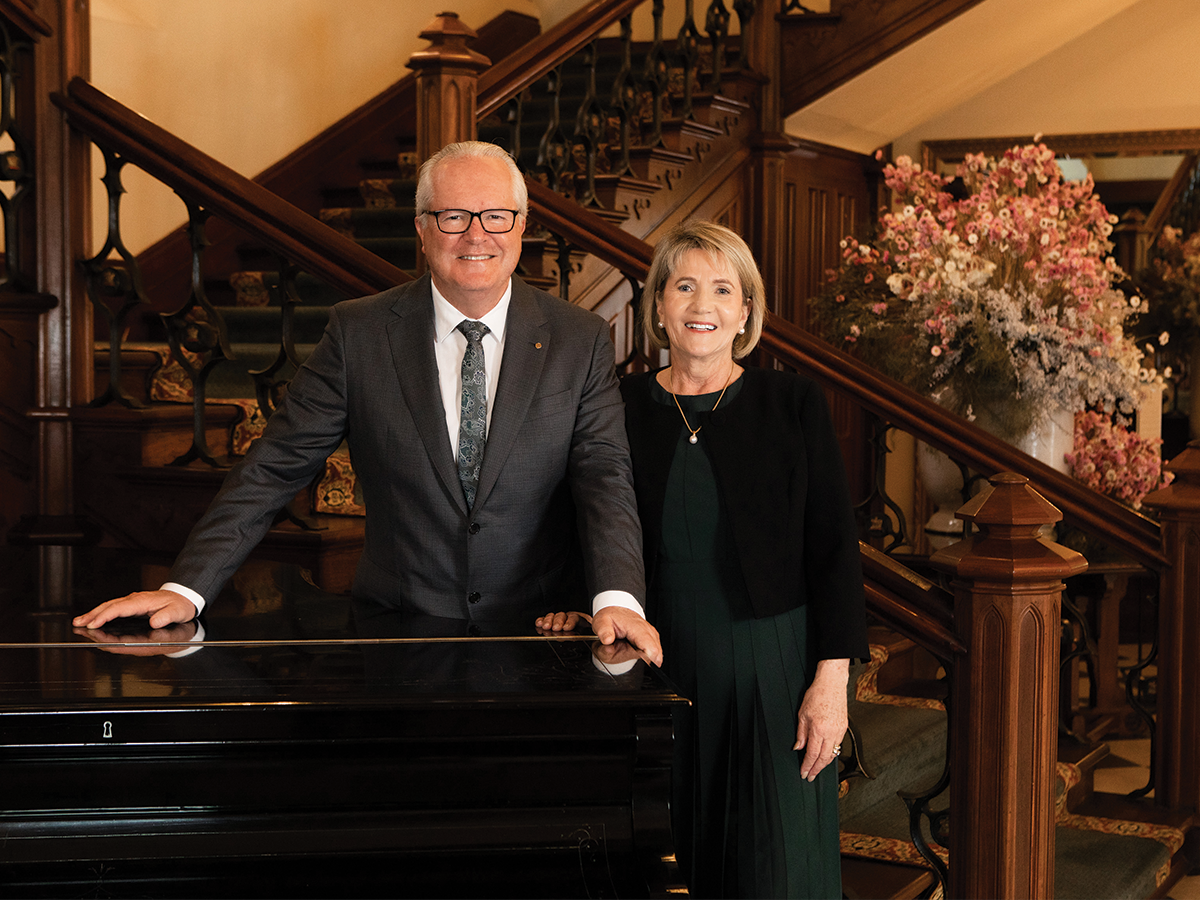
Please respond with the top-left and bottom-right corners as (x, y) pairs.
(74, 141), (660, 664)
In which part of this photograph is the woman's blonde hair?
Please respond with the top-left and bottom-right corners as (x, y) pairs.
(639, 220), (766, 360)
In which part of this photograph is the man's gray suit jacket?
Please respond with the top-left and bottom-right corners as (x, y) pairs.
(167, 274), (646, 621)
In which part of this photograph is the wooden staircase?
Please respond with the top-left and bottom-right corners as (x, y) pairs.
(841, 628), (1193, 899)
(12, 1), (1200, 898)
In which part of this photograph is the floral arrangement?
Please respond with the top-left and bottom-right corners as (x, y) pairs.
(811, 143), (1146, 440)
(1133, 224), (1200, 359)
(1066, 410), (1173, 509)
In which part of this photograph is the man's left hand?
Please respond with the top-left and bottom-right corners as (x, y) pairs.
(592, 605), (663, 667)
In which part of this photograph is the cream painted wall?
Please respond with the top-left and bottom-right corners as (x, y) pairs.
(90, 0), (737, 254)
(784, 0), (1200, 163)
(890, 0), (1200, 160)
(91, 0), (545, 254)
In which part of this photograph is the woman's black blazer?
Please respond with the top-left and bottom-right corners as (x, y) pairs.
(620, 366), (869, 661)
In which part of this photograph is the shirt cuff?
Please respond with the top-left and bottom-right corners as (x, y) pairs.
(165, 620), (206, 658)
(160, 582), (206, 617)
(591, 590), (644, 619)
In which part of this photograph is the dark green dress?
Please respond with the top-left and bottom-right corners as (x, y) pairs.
(650, 377), (842, 900)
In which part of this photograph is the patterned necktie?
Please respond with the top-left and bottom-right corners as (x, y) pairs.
(456, 320), (490, 509)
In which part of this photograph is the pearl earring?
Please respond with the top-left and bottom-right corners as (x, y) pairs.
(739, 327), (745, 334)
(658, 321), (664, 328)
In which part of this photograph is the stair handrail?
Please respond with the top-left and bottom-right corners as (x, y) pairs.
(859, 542), (963, 659)
(476, 0), (643, 122)
(526, 177), (1168, 572)
(51, 77), (409, 301)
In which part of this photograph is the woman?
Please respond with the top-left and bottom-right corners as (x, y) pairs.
(540, 221), (868, 899)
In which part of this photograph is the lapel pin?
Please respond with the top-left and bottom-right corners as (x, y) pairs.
(535, 342), (543, 349)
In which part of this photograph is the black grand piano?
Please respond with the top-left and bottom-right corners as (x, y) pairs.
(0, 547), (687, 898)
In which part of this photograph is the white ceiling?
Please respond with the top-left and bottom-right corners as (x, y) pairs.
(785, 0), (1200, 161)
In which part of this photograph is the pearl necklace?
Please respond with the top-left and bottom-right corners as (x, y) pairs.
(668, 363), (734, 445)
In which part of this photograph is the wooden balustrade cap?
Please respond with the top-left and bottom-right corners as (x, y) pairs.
(930, 472), (1088, 582)
(1143, 440), (1200, 512)
(407, 13), (492, 72)
(956, 471), (1063, 528)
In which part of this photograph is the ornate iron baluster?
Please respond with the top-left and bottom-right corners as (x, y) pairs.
(615, 274), (653, 375)
(641, 0), (669, 148)
(1124, 595), (1159, 799)
(248, 256), (304, 419)
(733, 0), (755, 69)
(573, 40), (604, 208)
(853, 420), (913, 553)
(536, 66), (570, 194)
(676, 0), (703, 121)
(705, 0), (731, 94)
(897, 662), (953, 898)
(246, 255), (326, 530)
(0, 19), (34, 289)
(501, 94), (524, 166)
(160, 196), (235, 467)
(81, 146), (152, 409)
(553, 233), (573, 302)
(608, 15), (636, 179)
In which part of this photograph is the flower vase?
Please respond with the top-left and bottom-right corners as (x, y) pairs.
(1010, 405), (1075, 475)
(916, 441), (966, 551)
(1137, 381), (1164, 443)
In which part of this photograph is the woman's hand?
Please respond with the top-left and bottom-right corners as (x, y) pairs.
(534, 611), (591, 634)
(795, 657), (850, 782)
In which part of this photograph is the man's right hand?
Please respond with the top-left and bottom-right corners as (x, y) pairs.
(72, 590), (197, 631)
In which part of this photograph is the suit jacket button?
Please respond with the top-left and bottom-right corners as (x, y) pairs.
(468, 522), (480, 534)
(468, 591), (481, 604)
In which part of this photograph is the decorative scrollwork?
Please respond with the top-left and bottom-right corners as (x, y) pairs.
(1124, 597), (1159, 799)
(572, 41), (605, 208)
(81, 147), (154, 409)
(0, 19), (34, 290)
(732, 0), (755, 69)
(676, 0), (703, 121)
(853, 420), (912, 553)
(640, 0), (669, 150)
(536, 67), (570, 194)
(705, 0), (731, 94)
(608, 16), (637, 179)
(160, 196), (235, 468)
(898, 669), (952, 899)
(248, 256), (304, 420)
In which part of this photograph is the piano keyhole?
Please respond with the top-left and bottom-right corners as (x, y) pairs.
(102, 721), (113, 739)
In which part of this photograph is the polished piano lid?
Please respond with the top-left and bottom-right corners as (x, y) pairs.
(0, 546), (682, 711)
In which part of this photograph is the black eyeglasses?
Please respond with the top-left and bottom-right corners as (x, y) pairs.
(425, 209), (520, 234)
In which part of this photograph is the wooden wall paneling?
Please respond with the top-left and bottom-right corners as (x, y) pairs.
(0, 294), (54, 536)
(781, 141), (876, 505)
(29, 1), (89, 537)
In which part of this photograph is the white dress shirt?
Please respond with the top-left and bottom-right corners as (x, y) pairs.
(166, 277), (641, 620)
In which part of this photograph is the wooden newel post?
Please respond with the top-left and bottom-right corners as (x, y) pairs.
(406, 12), (491, 163)
(931, 472), (1087, 900)
(1142, 441), (1200, 811)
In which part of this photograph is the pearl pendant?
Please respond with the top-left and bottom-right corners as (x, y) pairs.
(689, 434), (698, 444)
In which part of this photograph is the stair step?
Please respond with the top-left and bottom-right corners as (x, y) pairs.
(841, 856), (933, 900)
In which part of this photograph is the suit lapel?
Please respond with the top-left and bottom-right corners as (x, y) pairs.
(474, 279), (549, 510)
(386, 275), (467, 514)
